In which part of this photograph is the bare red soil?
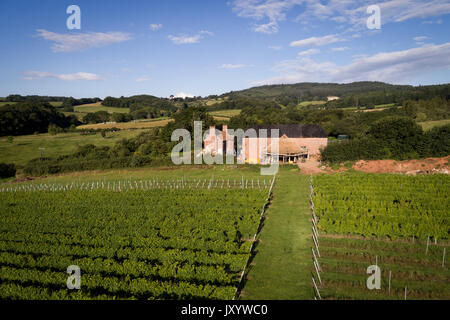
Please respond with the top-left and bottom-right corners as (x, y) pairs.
(299, 156), (450, 175)
(353, 156), (449, 174)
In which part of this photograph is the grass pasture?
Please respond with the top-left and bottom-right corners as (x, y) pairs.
(209, 109), (242, 118)
(0, 102), (17, 107)
(0, 130), (145, 166)
(298, 101), (326, 108)
(418, 119), (450, 131)
(76, 118), (173, 130)
(74, 102), (130, 114)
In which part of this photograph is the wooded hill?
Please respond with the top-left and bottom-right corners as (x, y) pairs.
(215, 82), (450, 108)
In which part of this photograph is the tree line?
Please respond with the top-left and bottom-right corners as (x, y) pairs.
(0, 102), (79, 137)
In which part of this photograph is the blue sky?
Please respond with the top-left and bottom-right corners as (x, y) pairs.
(0, 0), (449, 98)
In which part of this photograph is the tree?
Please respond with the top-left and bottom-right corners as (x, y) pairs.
(0, 163), (16, 178)
(367, 117), (423, 158)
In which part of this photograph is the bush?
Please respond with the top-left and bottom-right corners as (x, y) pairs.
(0, 163), (16, 178)
(321, 137), (390, 163)
(321, 117), (448, 163)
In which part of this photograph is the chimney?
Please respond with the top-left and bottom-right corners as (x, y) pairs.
(222, 125), (228, 140)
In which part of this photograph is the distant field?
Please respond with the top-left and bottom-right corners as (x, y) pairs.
(419, 119), (450, 131)
(213, 116), (231, 122)
(0, 102), (16, 107)
(205, 98), (225, 106)
(209, 109), (241, 118)
(77, 118), (173, 130)
(341, 103), (396, 111)
(63, 111), (88, 121)
(298, 101), (326, 108)
(74, 102), (130, 114)
(0, 130), (146, 166)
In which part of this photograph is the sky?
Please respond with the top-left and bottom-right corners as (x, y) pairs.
(0, 0), (449, 99)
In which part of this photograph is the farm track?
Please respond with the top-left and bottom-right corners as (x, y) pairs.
(241, 171), (313, 299)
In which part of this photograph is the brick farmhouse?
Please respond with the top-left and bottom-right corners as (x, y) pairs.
(204, 124), (328, 164)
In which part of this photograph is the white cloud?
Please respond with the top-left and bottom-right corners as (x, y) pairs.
(413, 36), (428, 42)
(150, 24), (163, 31)
(422, 19), (443, 24)
(332, 46), (350, 52)
(253, 21), (279, 34)
(199, 30), (214, 36)
(168, 34), (201, 44)
(298, 48), (320, 56)
(231, 0), (303, 34)
(136, 76), (150, 82)
(24, 71), (103, 81)
(175, 92), (195, 98)
(290, 34), (343, 47)
(36, 29), (131, 52)
(168, 30), (213, 45)
(219, 64), (247, 69)
(268, 45), (283, 50)
(253, 42), (450, 85)
(231, 0), (450, 33)
(295, 0), (450, 30)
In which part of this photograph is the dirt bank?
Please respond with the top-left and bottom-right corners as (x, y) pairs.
(299, 156), (450, 175)
(353, 156), (449, 174)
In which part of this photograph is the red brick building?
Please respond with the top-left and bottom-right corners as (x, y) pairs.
(204, 124), (328, 164)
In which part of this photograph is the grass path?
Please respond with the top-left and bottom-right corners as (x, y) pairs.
(241, 169), (313, 299)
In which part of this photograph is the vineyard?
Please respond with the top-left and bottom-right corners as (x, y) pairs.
(313, 174), (449, 240)
(310, 173), (450, 300)
(0, 177), (272, 300)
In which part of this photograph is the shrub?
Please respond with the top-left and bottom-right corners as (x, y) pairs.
(0, 163), (16, 178)
(320, 117), (445, 163)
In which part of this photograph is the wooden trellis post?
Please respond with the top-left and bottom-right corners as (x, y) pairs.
(312, 277), (321, 300)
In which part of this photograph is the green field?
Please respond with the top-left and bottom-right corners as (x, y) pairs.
(0, 102), (17, 107)
(0, 173), (269, 300)
(74, 103), (130, 114)
(0, 130), (147, 166)
(418, 119), (450, 131)
(298, 101), (326, 108)
(340, 103), (396, 111)
(311, 173), (449, 300)
(209, 109), (241, 118)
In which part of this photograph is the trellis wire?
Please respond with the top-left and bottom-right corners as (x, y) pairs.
(0, 177), (270, 193)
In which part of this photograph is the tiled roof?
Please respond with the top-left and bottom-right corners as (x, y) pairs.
(245, 124), (327, 138)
